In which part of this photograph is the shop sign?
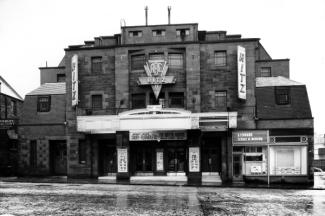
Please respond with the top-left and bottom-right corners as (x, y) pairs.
(0, 119), (15, 129)
(117, 148), (128, 173)
(130, 131), (187, 141)
(156, 150), (164, 171)
(233, 130), (269, 145)
(189, 147), (200, 172)
(237, 46), (246, 100)
(138, 60), (176, 99)
(71, 54), (78, 106)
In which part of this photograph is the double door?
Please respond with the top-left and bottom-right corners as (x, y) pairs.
(167, 147), (186, 172)
(50, 140), (67, 175)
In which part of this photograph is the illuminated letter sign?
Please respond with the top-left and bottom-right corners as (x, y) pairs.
(237, 46), (246, 100)
(138, 60), (176, 99)
(71, 54), (78, 106)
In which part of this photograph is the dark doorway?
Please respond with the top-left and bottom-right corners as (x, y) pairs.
(98, 139), (117, 176)
(202, 137), (222, 172)
(134, 144), (153, 172)
(49, 140), (67, 175)
(167, 147), (186, 172)
(233, 153), (243, 180)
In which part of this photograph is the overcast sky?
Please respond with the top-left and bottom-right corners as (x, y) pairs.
(0, 0), (324, 133)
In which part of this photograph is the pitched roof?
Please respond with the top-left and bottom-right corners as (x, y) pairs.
(26, 82), (66, 96)
(256, 76), (303, 87)
(0, 76), (23, 100)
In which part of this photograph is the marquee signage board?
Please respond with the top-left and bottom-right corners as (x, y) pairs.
(237, 46), (246, 100)
(138, 60), (176, 99)
(71, 54), (78, 106)
(233, 130), (269, 145)
(129, 131), (187, 141)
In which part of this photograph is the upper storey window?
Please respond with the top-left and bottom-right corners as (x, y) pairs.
(129, 31), (143, 37)
(149, 53), (164, 60)
(153, 29), (166, 37)
(214, 51), (227, 67)
(91, 57), (102, 74)
(275, 87), (290, 105)
(168, 53), (184, 69)
(37, 96), (51, 112)
(260, 67), (271, 77)
(57, 74), (66, 82)
(131, 54), (145, 70)
(176, 29), (190, 37)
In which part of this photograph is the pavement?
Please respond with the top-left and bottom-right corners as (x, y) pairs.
(0, 182), (325, 215)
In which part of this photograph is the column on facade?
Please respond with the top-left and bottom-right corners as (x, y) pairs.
(187, 129), (202, 185)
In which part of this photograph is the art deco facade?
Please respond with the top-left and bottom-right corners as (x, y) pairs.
(18, 22), (314, 185)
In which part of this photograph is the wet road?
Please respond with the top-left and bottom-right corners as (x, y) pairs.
(0, 182), (325, 215)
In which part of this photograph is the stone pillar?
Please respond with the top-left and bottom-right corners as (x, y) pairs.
(227, 133), (233, 182)
(116, 131), (130, 182)
(187, 129), (202, 185)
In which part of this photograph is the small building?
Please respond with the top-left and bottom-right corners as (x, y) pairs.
(18, 19), (314, 185)
(0, 76), (23, 176)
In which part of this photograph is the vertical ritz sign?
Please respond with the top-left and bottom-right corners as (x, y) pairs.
(237, 46), (246, 100)
(71, 54), (78, 106)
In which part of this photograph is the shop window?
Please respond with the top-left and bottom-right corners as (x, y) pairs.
(30, 140), (37, 168)
(176, 29), (190, 37)
(276, 149), (294, 167)
(129, 31), (142, 37)
(152, 29), (166, 36)
(245, 146), (263, 153)
(275, 86), (290, 105)
(91, 95), (103, 110)
(214, 51), (227, 66)
(318, 148), (325, 155)
(168, 53), (184, 69)
(169, 92), (184, 108)
(79, 140), (87, 164)
(131, 93), (146, 109)
(244, 155), (263, 161)
(149, 53), (164, 60)
(260, 67), (271, 77)
(57, 74), (66, 82)
(215, 91), (227, 109)
(91, 56), (102, 74)
(37, 96), (51, 112)
(131, 54), (145, 70)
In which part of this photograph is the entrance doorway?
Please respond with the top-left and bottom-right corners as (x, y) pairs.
(135, 145), (153, 172)
(49, 140), (67, 175)
(98, 140), (116, 176)
(202, 137), (221, 173)
(167, 148), (186, 172)
(233, 153), (243, 181)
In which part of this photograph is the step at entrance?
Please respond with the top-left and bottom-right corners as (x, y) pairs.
(130, 176), (187, 185)
(201, 172), (222, 186)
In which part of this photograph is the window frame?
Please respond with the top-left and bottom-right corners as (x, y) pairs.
(131, 93), (146, 109)
(37, 95), (51, 112)
(57, 74), (66, 82)
(168, 53), (184, 69)
(131, 54), (146, 71)
(129, 31), (143, 37)
(214, 51), (227, 67)
(152, 29), (166, 37)
(168, 92), (185, 108)
(275, 86), (290, 105)
(91, 94), (103, 110)
(176, 29), (190, 37)
(91, 56), (103, 74)
(215, 91), (227, 108)
(260, 67), (272, 77)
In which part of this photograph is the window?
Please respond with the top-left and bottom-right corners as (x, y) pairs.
(79, 140), (87, 164)
(153, 29), (166, 36)
(245, 146), (263, 153)
(91, 57), (102, 74)
(169, 92), (184, 108)
(176, 29), (190, 37)
(260, 67), (271, 77)
(30, 140), (37, 168)
(57, 74), (66, 82)
(244, 155), (263, 161)
(129, 31), (142, 37)
(318, 148), (325, 155)
(168, 53), (184, 69)
(7, 99), (17, 118)
(215, 91), (227, 108)
(275, 87), (290, 105)
(150, 92), (165, 105)
(131, 93), (146, 109)
(37, 96), (51, 112)
(91, 95), (103, 110)
(276, 149), (294, 167)
(131, 54), (145, 70)
(149, 53), (164, 60)
(214, 51), (227, 66)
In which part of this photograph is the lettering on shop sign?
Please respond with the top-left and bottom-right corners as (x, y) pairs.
(0, 119), (15, 129)
(129, 131), (187, 141)
(71, 54), (78, 106)
(137, 60), (176, 99)
(232, 130), (269, 145)
(117, 148), (128, 173)
(237, 46), (246, 100)
(189, 147), (200, 172)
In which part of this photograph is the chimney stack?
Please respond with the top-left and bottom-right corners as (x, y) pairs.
(168, 6), (171, 25)
(145, 6), (148, 26)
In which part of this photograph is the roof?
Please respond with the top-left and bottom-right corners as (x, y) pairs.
(0, 76), (23, 100)
(256, 76), (303, 87)
(26, 82), (66, 96)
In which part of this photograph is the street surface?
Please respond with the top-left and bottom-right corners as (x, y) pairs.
(0, 182), (325, 215)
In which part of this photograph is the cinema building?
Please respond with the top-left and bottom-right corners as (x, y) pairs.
(18, 21), (314, 185)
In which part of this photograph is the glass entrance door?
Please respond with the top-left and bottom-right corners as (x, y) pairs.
(167, 148), (186, 172)
(135, 147), (153, 172)
(233, 153), (243, 180)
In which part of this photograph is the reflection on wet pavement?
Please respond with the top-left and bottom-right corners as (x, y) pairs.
(0, 182), (324, 215)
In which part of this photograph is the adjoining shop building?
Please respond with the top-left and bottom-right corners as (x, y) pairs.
(18, 21), (314, 185)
